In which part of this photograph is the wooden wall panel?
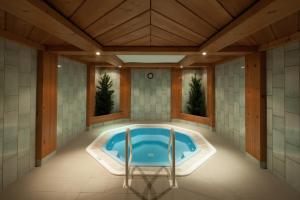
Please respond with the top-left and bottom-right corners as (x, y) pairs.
(86, 64), (95, 127)
(171, 68), (182, 118)
(245, 52), (267, 164)
(207, 65), (215, 127)
(120, 68), (131, 118)
(36, 51), (58, 164)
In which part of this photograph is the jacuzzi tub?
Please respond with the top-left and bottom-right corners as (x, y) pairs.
(104, 128), (198, 166)
(86, 124), (216, 176)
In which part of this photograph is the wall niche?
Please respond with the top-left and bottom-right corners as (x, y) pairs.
(94, 68), (120, 116)
(182, 69), (207, 117)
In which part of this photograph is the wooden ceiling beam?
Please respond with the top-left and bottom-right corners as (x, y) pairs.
(219, 45), (258, 53)
(0, 29), (45, 50)
(104, 55), (124, 67)
(45, 45), (82, 52)
(259, 31), (300, 51)
(123, 63), (179, 68)
(199, 0), (300, 53)
(179, 55), (224, 66)
(102, 45), (257, 55)
(44, 45), (123, 66)
(102, 46), (199, 55)
(65, 54), (123, 66)
(44, 45), (96, 55)
(0, 0), (102, 52)
(94, 64), (116, 68)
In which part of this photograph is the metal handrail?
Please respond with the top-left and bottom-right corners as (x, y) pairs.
(128, 130), (132, 164)
(124, 128), (132, 188)
(168, 128), (176, 187)
(125, 128), (176, 188)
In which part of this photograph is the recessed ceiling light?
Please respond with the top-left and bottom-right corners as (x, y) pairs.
(96, 51), (101, 55)
(118, 65), (122, 68)
(202, 52), (207, 56)
(57, 65), (61, 68)
(180, 65), (183, 69)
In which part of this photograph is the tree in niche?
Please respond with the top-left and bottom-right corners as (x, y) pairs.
(187, 74), (206, 116)
(95, 73), (114, 116)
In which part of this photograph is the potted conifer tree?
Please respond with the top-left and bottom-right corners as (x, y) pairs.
(187, 74), (206, 117)
(95, 73), (114, 116)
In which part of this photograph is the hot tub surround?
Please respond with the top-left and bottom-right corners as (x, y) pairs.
(86, 124), (216, 176)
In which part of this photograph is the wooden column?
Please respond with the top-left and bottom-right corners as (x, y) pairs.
(120, 68), (131, 118)
(245, 52), (267, 167)
(86, 64), (95, 127)
(207, 65), (215, 127)
(36, 51), (58, 165)
(171, 68), (182, 119)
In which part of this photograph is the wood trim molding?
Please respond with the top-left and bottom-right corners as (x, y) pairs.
(124, 63), (179, 68)
(90, 112), (124, 124)
(179, 113), (210, 125)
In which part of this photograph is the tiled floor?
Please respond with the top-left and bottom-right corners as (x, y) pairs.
(0, 122), (299, 200)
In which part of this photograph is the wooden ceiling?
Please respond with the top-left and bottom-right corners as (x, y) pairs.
(45, 0), (256, 47)
(0, 0), (300, 66)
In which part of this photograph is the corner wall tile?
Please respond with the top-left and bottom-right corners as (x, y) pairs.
(273, 156), (285, 179)
(285, 49), (299, 67)
(272, 47), (284, 74)
(285, 97), (299, 114)
(3, 111), (18, 143)
(3, 155), (18, 187)
(273, 88), (284, 117)
(0, 38), (4, 70)
(273, 129), (285, 161)
(273, 74), (284, 88)
(273, 115), (284, 132)
(286, 143), (300, 163)
(286, 158), (300, 192)
(285, 66), (299, 97)
(285, 112), (300, 147)
(4, 66), (18, 96)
